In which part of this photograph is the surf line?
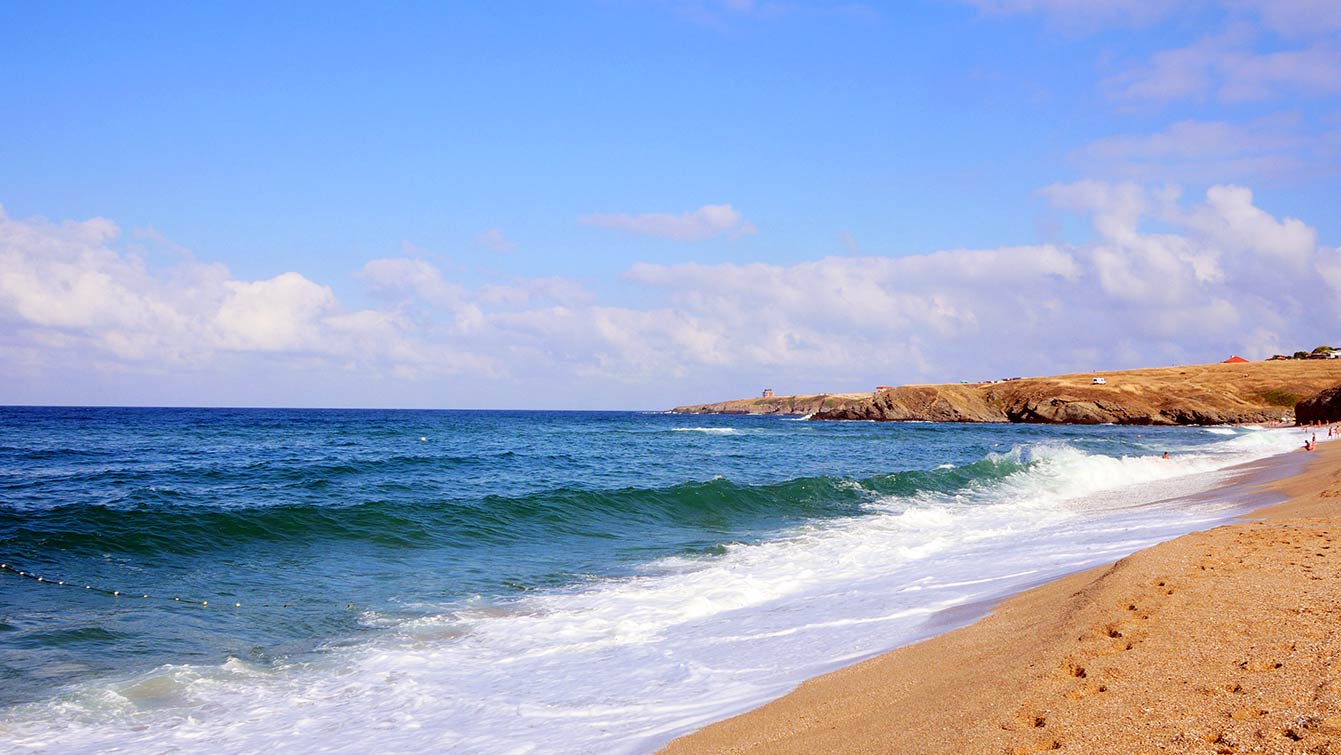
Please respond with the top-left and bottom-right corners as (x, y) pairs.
(0, 562), (358, 612)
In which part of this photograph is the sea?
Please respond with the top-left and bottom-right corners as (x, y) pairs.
(0, 406), (1311, 754)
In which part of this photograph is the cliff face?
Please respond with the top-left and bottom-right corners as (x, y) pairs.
(674, 361), (1341, 426)
(813, 385), (1005, 422)
(1295, 383), (1341, 425)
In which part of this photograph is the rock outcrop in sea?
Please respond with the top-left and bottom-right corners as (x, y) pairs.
(1294, 383), (1341, 425)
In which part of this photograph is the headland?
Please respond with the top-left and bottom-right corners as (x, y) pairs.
(672, 360), (1341, 425)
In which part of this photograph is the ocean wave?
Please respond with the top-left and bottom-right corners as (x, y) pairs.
(7, 429), (1284, 567)
(0, 452), (1054, 564)
(0, 428), (1304, 755)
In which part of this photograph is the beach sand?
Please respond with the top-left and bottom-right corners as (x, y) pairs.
(662, 439), (1341, 755)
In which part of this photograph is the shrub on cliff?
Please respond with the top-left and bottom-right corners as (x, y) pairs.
(1258, 389), (1300, 407)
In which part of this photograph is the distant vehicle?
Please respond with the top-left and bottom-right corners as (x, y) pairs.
(1091, 377), (1107, 385)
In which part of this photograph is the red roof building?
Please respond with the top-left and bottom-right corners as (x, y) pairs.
(1223, 355), (1249, 363)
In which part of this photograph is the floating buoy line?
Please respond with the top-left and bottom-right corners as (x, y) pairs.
(0, 562), (359, 611)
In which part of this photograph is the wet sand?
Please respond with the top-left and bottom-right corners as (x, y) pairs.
(662, 439), (1341, 755)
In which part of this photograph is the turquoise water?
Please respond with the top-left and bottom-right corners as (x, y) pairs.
(0, 407), (1304, 753)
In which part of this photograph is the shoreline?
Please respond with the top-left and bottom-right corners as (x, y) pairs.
(660, 436), (1340, 754)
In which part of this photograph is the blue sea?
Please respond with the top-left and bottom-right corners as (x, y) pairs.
(0, 407), (1307, 753)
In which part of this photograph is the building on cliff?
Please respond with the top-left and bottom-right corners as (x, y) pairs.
(762, 388), (774, 398)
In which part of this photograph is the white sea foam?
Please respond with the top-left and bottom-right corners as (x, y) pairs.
(671, 427), (738, 435)
(1, 428), (1313, 755)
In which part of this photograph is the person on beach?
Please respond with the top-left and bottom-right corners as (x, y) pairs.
(1161, 452), (1170, 459)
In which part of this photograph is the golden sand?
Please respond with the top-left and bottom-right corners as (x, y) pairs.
(662, 440), (1341, 755)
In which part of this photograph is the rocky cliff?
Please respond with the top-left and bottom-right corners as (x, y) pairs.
(673, 361), (1341, 426)
(1295, 383), (1341, 425)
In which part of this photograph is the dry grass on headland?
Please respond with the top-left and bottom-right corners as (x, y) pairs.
(662, 440), (1341, 755)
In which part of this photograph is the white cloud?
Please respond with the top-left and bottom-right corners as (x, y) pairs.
(358, 257), (464, 305)
(477, 277), (591, 309)
(1, 188), (1338, 406)
(579, 204), (757, 241)
(0, 206), (463, 377)
(211, 273), (337, 352)
(1177, 184), (1316, 265)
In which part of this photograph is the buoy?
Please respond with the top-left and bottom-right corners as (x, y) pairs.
(420, 436), (427, 442)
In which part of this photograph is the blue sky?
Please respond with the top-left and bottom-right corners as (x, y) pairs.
(3, 1), (1340, 408)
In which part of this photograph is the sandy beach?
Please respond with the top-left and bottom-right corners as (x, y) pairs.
(662, 438), (1341, 755)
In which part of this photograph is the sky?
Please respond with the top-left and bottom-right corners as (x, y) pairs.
(2, 0), (1340, 409)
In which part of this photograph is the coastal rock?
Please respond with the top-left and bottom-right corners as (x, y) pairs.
(814, 386), (1006, 423)
(1004, 397), (1117, 424)
(1295, 383), (1341, 424)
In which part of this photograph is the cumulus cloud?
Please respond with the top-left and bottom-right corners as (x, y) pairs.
(0, 206), (452, 376)
(1177, 185), (1316, 265)
(579, 204), (756, 241)
(358, 257), (465, 305)
(1, 187), (1337, 406)
(615, 182), (1338, 379)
